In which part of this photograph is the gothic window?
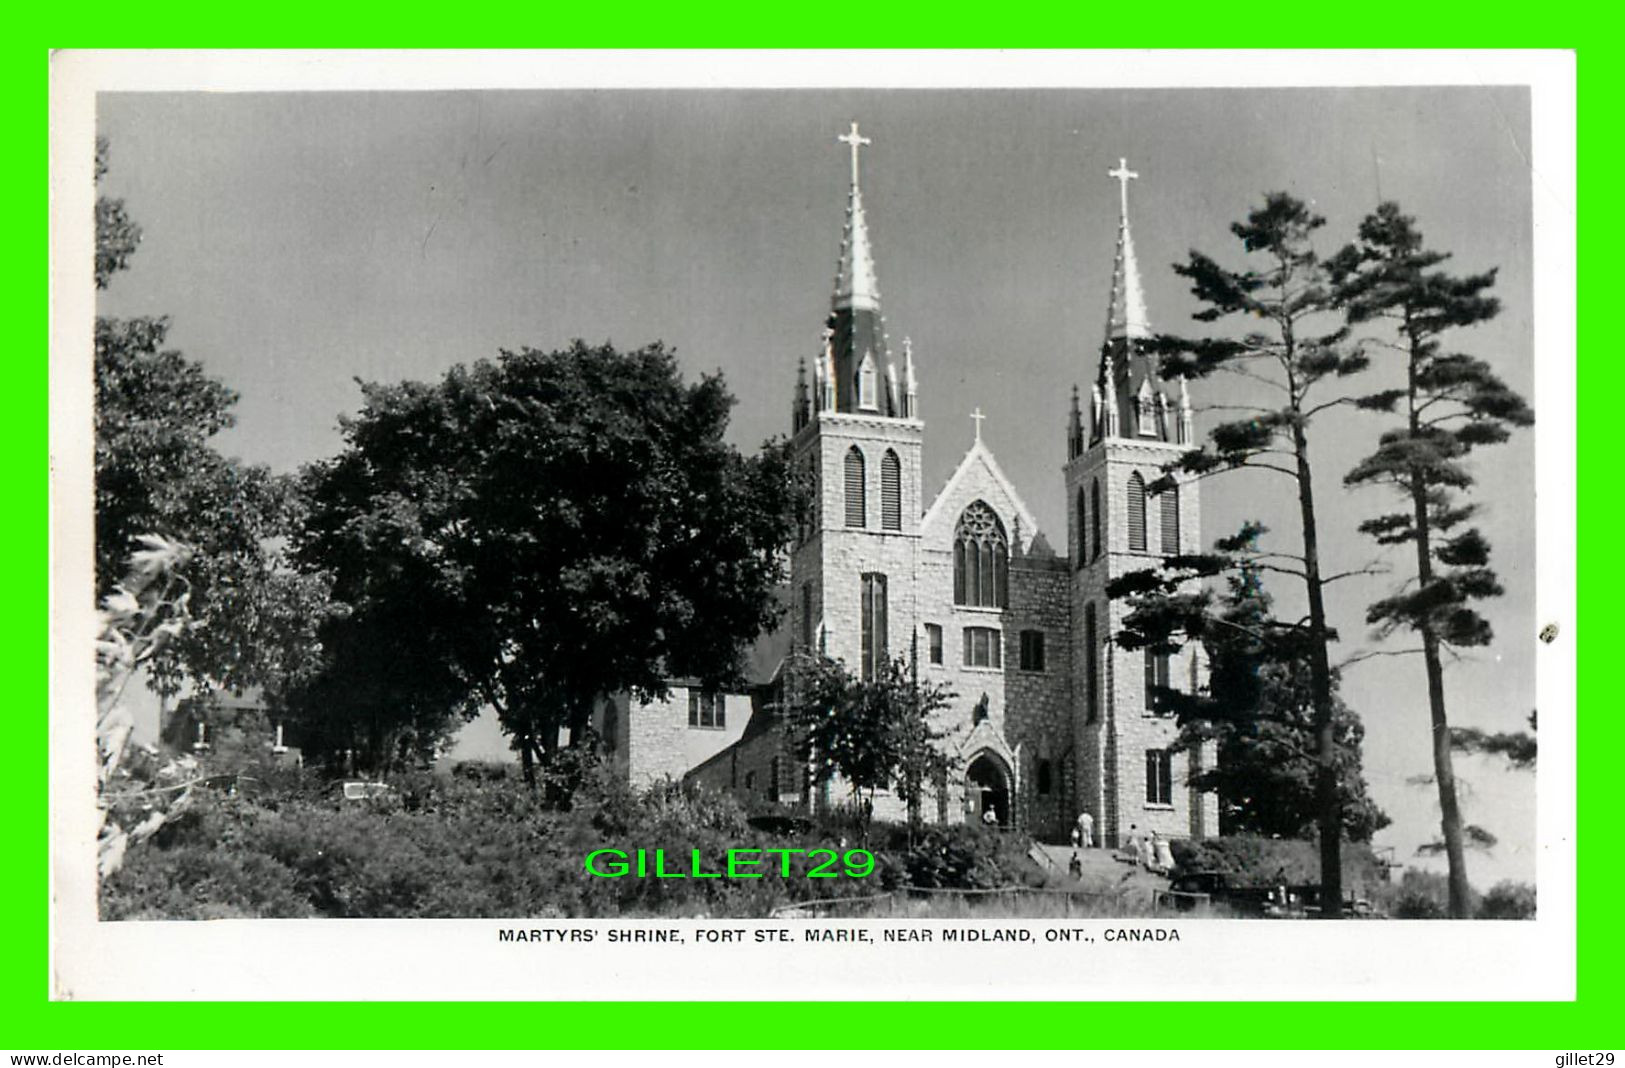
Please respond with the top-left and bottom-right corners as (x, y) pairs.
(1146, 748), (1174, 805)
(962, 627), (1001, 669)
(860, 572), (888, 681)
(1143, 648), (1171, 713)
(924, 623), (943, 665)
(1126, 472), (1147, 552)
(1019, 630), (1046, 672)
(1075, 487), (1087, 570)
(953, 501), (1008, 608)
(858, 350), (878, 411)
(844, 447), (866, 527)
(1090, 478), (1102, 561)
(1037, 759), (1053, 796)
(689, 691), (724, 729)
(1161, 482), (1180, 554)
(800, 581), (814, 649)
(881, 449), (902, 530)
(1085, 603), (1099, 723)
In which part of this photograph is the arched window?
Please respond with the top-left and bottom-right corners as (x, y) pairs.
(1126, 472), (1147, 552)
(1090, 478), (1102, 561)
(953, 501), (1008, 608)
(844, 447), (866, 527)
(881, 449), (902, 531)
(1161, 482), (1180, 554)
(1085, 603), (1098, 723)
(1075, 487), (1087, 570)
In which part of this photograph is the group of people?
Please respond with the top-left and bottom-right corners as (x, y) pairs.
(1064, 812), (1174, 879)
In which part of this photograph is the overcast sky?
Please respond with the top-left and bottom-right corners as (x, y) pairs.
(95, 84), (1540, 886)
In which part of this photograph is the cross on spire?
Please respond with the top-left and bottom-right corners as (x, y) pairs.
(838, 121), (871, 187)
(970, 406), (986, 442)
(1108, 157), (1139, 216)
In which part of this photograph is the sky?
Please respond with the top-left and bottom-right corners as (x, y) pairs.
(94, 84), (1541, 887)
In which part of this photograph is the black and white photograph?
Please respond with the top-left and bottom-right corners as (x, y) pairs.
(51, 50), (1575, 1001)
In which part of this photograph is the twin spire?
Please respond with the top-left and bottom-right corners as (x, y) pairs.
(796, 135), (1190, 446)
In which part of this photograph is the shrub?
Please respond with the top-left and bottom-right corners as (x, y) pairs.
(1169, 834), (1385, 895)
(1477, 880), (1536, 919)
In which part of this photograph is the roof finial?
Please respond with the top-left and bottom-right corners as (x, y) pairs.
(970, 406), (986, 443)
(1108, 157), (1139, 219)
(838, 121), (871, 189)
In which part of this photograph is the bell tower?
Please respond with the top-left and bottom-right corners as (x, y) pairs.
(1065, 158), (1215, 846)
(787, 125), (924, 809)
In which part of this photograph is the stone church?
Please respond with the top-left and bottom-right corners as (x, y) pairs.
(601, 126), (1218, 847)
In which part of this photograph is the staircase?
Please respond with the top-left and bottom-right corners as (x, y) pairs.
(1030, 841), (1171, 896)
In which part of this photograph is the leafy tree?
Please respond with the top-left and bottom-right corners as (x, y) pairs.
(94, 140), (330, 704)
(1333, 201), (1534, 917)
(293, 343), (797, 781)
(783, 653), (958, 841)
(1132, 192), (1373, 913)
(1123, 552), (1388, 842)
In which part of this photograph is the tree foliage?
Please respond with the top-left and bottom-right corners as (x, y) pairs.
(94, 139), (331, 703)
(1132, 191), (1369, 912)
(291, 342), (797, 776)
(1332, 201), (1533, 918)
(783, 653), (958, 835)
(1110, 536), (1388, 843)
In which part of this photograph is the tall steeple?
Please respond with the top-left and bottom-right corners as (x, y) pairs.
(1094, 157), (1173, 442)
(825, 122), (902, 417)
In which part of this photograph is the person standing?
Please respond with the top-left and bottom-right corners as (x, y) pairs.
(1076, 810), (1095, 849)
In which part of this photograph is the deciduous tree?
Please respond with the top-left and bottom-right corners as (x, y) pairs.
(293, 343), (798, 780)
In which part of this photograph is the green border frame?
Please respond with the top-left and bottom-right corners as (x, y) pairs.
(23, 28), (1606, 1050)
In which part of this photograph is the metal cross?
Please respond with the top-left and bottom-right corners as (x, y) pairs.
(970, 406), (986, 442)
(1108, 157), (1139, 215)
(838, 121), (872, 187)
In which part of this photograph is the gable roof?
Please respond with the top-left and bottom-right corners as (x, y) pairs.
(921, 438), (1044, 551)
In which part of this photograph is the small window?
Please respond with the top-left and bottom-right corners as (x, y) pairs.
(1037, 759), (1053, 796)
(844, 447), (866, 528)
(1075, 487), (1088, 570)
(800, 582), (814, 649)
(861, 572), (888, 682)
(1127, 472), (1147, 552)
(1143, 649), (1172, 714)
(1085, 603), (1099, 723)
(858, 350), (878, 410)
(881, 449), (902, 531)
(744, 770), (756, 790)
(1161, 482), (1180, 555)
(688, 691), (725, 729)
(925, 623), (943, 665)
(1090, 478), (1102, 561)
(1019, 630), (1046, 672)
(1146, 749), (1174, 805)
(963, 627), (1001, 669)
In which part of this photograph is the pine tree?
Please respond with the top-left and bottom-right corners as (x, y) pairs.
(1143, 192), (1372, 915)
(1333, 202), (1534, 918)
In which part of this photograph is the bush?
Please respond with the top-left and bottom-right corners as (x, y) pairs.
(100, 768), (1052, 919)
(1477, 880), (1536, 919)
(1373, 868), (1483, 919)
(1169, 834), (1385, 894)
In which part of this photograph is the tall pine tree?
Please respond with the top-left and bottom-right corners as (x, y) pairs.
(1143, 192), (1371, 915)
(1333, 202), (1534, 918)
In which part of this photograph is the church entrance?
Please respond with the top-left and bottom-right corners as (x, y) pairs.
(966, 751), (1013, 829)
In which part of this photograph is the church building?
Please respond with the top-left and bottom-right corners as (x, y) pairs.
(618, 125), (1217, 846)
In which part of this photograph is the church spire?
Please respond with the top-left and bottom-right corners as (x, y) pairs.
(1103, 157), (1151, 344)
(1095, 157), (1168, 442)
(832, 123), (881, 313)
(823, 122), (901, 417)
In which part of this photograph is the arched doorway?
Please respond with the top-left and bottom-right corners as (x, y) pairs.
(966, 751), (1014, 828)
